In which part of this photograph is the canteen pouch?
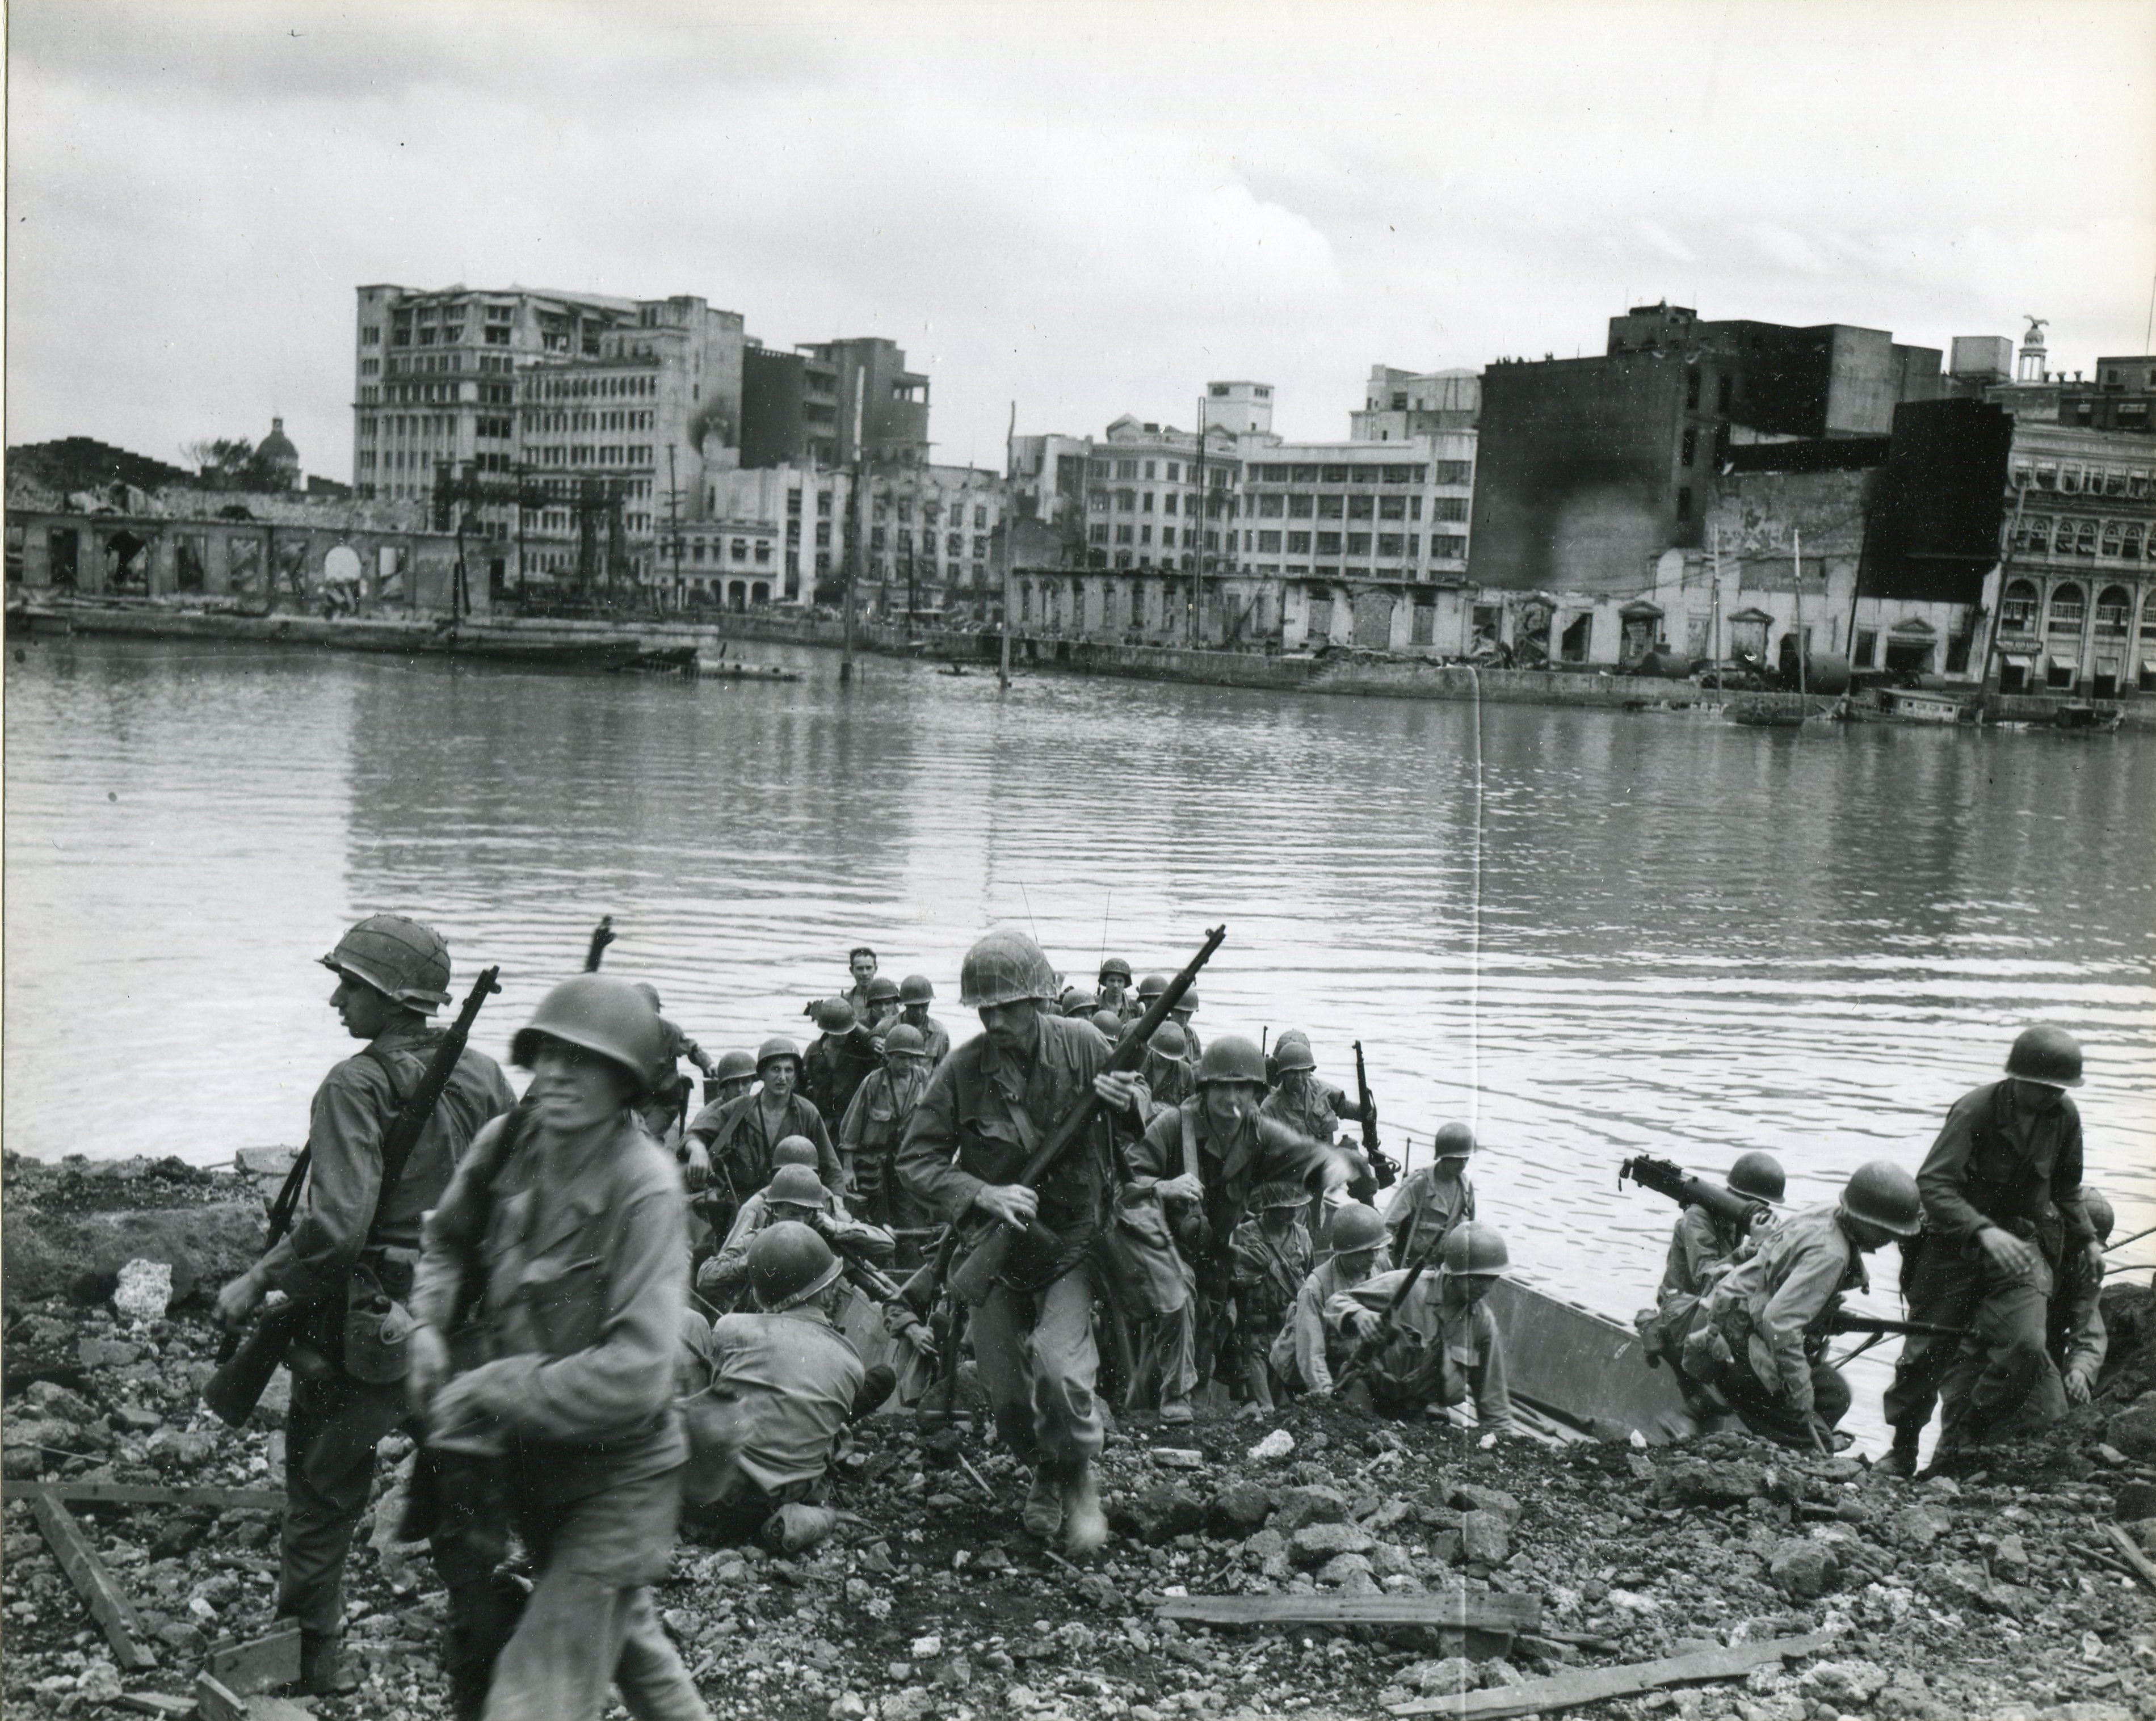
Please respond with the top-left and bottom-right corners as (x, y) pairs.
(343, 1261), (415, 1385)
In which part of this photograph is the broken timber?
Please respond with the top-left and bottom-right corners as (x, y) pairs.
(195, 1671), (313, 1721)
(4, 1479), (284, 1510)
(1156, 1592), (1541, 1632)
(1385, 1631), (1834, 1719)
(2107, 1522), (2156, 1594)
(206, 1620), (303, 1695)
(27, 1493), (158, 1672)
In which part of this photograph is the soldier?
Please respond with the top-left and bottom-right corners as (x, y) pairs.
(2054, 1187), (2113, 1406)
(1259, 1032), (1369, 1148)
(802, 998), (880, 1129)
(1881, 1025), (2099, 1475)
(1131, 971), (1169, 1024)
(686, 1037), (843, 1216)
(1382, 1122), (1478, 1270)
(1658, 1152), (1784, 1302)
(894, 928), (1150, 1554)
(1675, 1162), (1921, 1453)
(408, 975), (707, 1721)
(1169, 988), (1204, 1063)
(861, 974), (903, 1040)
(1329, 1223), (1519, 1434)
(697, 1160), (893, 1308)
(839, 1024), (936, 1247)
(840, 946), (880, 1020)
(1097, 957), (1134, 1019)
(212, 916), (514, 1697)
(1125, 1034), (1352, 1423)
(1228, 1182), (1315, 1413)
(1140, 1020), (1195, 1110)
(679, 1222), (880, 1550)
(706, 1049), (757, 1107)
(1090, 1007), (1129, 1041)
(896, 974), (952, 1065)
(632, 982), (715, 1188)
(1269, 1202), (1388, 1398)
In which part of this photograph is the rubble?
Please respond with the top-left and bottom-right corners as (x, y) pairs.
(5, 1156), (2154, 1720)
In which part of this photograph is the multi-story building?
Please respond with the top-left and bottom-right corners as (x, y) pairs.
(858, 463), (1005, 618)
(1470, 302), (1944, 593)
(1350, 367), (1480, 442)
(760, 337), (931, 468)
(350, 284), (745, 595)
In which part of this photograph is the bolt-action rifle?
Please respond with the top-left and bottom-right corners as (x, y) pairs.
(1827, 1312), (1969, 1340)
(1331, 1260), (1427, 1394)
(946, 925), (1227, 1306)
(583, 915), (616, 971)
(1619, 1154), (1774, 1235)
(1352, 1041), (1399, 1193)
(204, 966), (503, 1427)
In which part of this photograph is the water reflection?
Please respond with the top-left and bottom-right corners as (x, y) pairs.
(7, 636), (2152, 1442)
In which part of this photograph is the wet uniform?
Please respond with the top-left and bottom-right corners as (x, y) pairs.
(413, 1111), (703, 1721)
(261, 1022), (513, 1656)
(1327, 1267), (1518, 1432)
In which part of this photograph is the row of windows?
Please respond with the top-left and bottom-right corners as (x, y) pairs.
(529, 373), (660, 402)
(524, 409), (655, 434)
(1095, 525), (1220, 549)
(526, 444), (655, 468)
(1088, 457), (1237, 485)
(877, 501), (991, 527)
(2015, 462), (2153, 498)
(1245, 462), (1438, 485)
(1999, 579), (2152, 636)
(2014, 516), (2154, 560)
(867, 528), (988, 556)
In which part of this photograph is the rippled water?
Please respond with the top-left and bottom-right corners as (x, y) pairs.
(8, 634), (2153, 1444)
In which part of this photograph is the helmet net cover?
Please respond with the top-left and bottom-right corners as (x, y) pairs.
(321, 914), (452, 1012)
(959, 929), (1060, 1008)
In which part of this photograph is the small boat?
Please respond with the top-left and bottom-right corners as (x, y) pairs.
(1840, 688), (1975, 726)
(687, 655), (802, 681)
(617, 645), (701, 673)
(2050, 702), (2123, 735)
(1730, 698), (1808, 729)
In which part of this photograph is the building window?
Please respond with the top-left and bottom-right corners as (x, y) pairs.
(1432, 534), (1466, 558)
(2048, 583), (2085, 631)
(1256, 531), (1283, 552)
(1676, 487), (1692, 521)
(1717, 375), (1733, 412)
(1316, 532), (1342, 554)
(1142, 493), (1154, 512)
(1288, 494), (1314, 519)
(2095, 586), (2132, 633)
(1258, 495), (1285, 518)
(1346, 533), (1372, 556)
(1347, 495), (1375, 520)
(1115, 460), (1137, 479)
(1379, 495), (1406, 520)
(1431, 498), (1468, 523)
(1685, 367), (1701, 410)
(1435, 460), (1472, 485)
(1116, 524), (1134, 544)
(1090, 524), (1109, 544)
(2001, 578), (2039, 632)
(1680, 428), (1697, 465)
(1317, 496), (1344, 520)
(1377, 533), (1405, 558)
(1287, 531), (1312, 554)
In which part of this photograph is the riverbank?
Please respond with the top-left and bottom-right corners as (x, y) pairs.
(16, 595), (2148, 727)
(5, 1154), (2154, 1721)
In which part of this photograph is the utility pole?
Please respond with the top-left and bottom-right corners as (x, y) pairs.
(1792, 526), (1806, 701)
(667, 444), (682, 615)
(1709, 522), (1723, 695)
(843, 367), (864, 683)
(1189, 397), (1207, 649)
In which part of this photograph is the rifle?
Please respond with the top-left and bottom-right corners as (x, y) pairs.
(1827, 1312), (1969, 1340)
(205, 966), (503, 1427)
(1619, 1154), (1773, 1236)
(1332, 1260), (1426, 1393)
(583, 916), (616, 971)
(946, 925), (1227, 1306)
(1351, 1041), (1398, 1192)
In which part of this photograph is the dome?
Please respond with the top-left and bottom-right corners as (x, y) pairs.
(258, 416), (299, 469)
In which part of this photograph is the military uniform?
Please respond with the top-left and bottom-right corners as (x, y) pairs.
(803, 1029), (880, 1130)
(839, 1061), (934, 1232)
(413, 1110), (703, 1721)
(1326, 1267), (1519, 1432)
(699, 1197), (892, 1306)
(901, 1012), (953, 1066)
(679, 1303), (865, 1543)
(896, 1014), (1118, 1470)
(1269, 1253), (1377, 1395)
(1679, 1204), (1861, 1446)
(1260, 1072), (1355, 1146)
(687, 1091), (842, 1205)
(1884, 1080), (2094, 1450)
(1228, 1213), (1312, 1399)
(1657, 1204), (1746, 1303)
(262, 1021), (513, 1657)
(1382, 1167), (1477, 1270)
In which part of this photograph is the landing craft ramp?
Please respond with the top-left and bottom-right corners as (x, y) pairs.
(1484, 1277), (1700, 1444)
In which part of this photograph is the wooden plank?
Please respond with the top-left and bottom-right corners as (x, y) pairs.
(1156, 1592), (1541, 1631)
(2107, 1523), (2156, 1594)
(205, 1621), (302, 1695)
(4, 1479), (285, 1511)
(195, 1673), (248, 1721)
(28, 1493), (158, 1672)
(1386, 1632), (1833, 1719)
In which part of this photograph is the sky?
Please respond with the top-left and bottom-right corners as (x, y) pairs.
(7, 0), (2155, 484)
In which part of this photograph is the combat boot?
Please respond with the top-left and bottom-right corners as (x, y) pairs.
(1878, 1427), (1921, 1479)
(1062, 1459), (1108, 1555)
(1022, 1463), (1064, 1541)
(1158, 1389), (1194, 1426)
(296, 1631), (358, 1696)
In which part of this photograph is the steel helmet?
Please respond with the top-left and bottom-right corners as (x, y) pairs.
(764, 1164), (829, 1209)
(1329, 1204), (1386, 1255)
(1441, 1221), (1510, 1277)
(320, 915), (452, 1013)
(1840, 1162), (1923, 1236)
(1726, 1151), (1786, 1204)
(1272, 1034), (1316, 1075)
(1150, 1021), (1190, 1059)
(1255, 1179), (1310, 1211)
(2081, 1187), (2115, 1244)
(1432, 1122), (1477, 1160)
(757, 1036), (802, 1071)
(772, 1135), (821, 1169)
(1196, 1034), (1267, 1087)
(634, 982), (663, 1012)
(2005, 1024), (2083, 1088)
(866, 975), (902, 1006)
(510, 974), (665, 1099)
(959, 929), (1060, 1009)
(1090, 1009), (1125, 1038)
(815, 998), (858, 1034)
(713, 1050), (757, 1084)
(1099, 957), (1133, 984)
(747, 1221), (843, 1311)
(1137, 974), (1168, 1001)
(1172, 989), (1200, 1016)
(884, 1024), (928, 1059)
(1064, 990), (1100, 1018)
(899, 974), (936, 1005)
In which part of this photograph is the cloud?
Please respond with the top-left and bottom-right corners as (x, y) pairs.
(1634, 220), (1698, 266)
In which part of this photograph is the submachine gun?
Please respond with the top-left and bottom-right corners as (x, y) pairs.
(1619, 1154), (1775, 1236)
(1350, 1041), (1399, 1196)
(945, 925), (1228, 1306)
(203, 966), (503, 1427)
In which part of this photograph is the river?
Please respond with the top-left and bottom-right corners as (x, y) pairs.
(7, 634), (2153, 1448)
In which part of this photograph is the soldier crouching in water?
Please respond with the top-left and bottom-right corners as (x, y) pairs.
(408, 975), (709, 1721)
(895, 929), (1151, 1555)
